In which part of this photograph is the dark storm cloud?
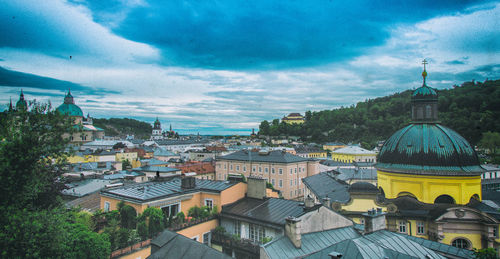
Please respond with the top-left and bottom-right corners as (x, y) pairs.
(0, 66), (119, 95)
(78, 0), (488, 69)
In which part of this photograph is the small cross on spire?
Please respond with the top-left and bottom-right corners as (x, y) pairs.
(421, 59), (428, 85)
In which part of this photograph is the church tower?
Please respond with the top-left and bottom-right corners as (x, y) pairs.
(151, 117), (163, 140)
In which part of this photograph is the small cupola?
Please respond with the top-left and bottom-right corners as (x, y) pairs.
(64, 89), (75, 104)
(411, 59), (439, 123)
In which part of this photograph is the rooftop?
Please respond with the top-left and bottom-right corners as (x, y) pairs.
(332, 146), (376, 155)
(218, 150), (310, 163)
(302, 172), (350, 204)
(101, 178), (238, 203)
(221, 197), (308, 228)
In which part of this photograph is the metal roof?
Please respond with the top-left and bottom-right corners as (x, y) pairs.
(302, 172), (350, 204)
(62, 179), (112, 197)
(148, 229), (230, 259)
(377, 123), (485, 176)
(334, 168), (377, 181)
(401, 234), (474, 258)
(303, 230), (450, 259)
(261, 227), (361, 258)
(221, 197), (307, 227)
(134, 165), (180, 173)
(101, 178), (237, 203)
(332, 146), (376, 155)
(218, 150), (310, 163)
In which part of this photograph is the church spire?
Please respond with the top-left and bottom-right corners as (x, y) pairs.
(422, 59), (428, 86)
(9, 97), (13, 111)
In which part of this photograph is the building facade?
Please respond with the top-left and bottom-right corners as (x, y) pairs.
(216, 150), (319, 199)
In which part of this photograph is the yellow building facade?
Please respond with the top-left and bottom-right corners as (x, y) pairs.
(377, 170), (481, 205)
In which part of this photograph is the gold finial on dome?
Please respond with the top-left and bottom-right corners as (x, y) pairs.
(421, 59), (428, 85)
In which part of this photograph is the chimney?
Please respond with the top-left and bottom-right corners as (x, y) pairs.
(304, 195), (315, 209)
(247, 176), (266, 199)
(285, 216), (301, 248)
(362, 208), (386, 234)
(322, 196), (331, 207)
(181, 176), (196, 189)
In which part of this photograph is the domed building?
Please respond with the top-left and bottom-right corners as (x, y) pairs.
(376, 63), (485, 205)
(57, 90), (84, 124)
(15, 90), (28, 111)
(56, 90), (104, 143)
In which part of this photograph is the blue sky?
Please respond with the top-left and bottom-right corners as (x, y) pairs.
(1, 0), (499, 135)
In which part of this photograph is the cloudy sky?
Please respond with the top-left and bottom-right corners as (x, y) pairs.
(1, 0), (499, 135)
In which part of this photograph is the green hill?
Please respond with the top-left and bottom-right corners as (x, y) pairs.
(93, 118), (152, 139)
(259, 79), (500, 148)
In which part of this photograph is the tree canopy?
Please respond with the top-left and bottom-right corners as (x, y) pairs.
(0, 102), (111, 258)
(259, 79), (500, 148)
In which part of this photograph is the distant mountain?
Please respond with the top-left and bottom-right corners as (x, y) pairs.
(93, 118), (152, 139)
(259, 79), (500, 148)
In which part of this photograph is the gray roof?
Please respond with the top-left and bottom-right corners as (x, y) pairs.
(320, 160), (352, 167)
(153, 148), (177, 156)
(302, 172), (350, 203)
(262, 227), (361, 258)
(294, 145), (324, 154)
(221, 197), (307, 227)
(148, 229), (230, 259)
(304, 230), (446, 259)
(134, 165), (180, 173)
(140, 158), (170, 166)
(101, 178), (237, 203)
(218, 150), (310, 163)
(156, 139), (209, 146)
(402, 234), (474, 258)
(62, 179), (113, 197)
(334, 168), (377, 181)
(71, 162), (114, 172)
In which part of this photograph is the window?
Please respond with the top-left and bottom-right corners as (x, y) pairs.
(279, 168), (283, 175)
(236, 165), (239, 171)
(271, 179), (275, 186)
(252, 166), (256, 172)
(203, 232), (210, 245)
(205, 199), (213, 210)
(398, 221), (407, 233)
(494, 226), (499, 238)
(249, 224), (265, 243)
(230, 165), (233, 170)
(294, 179), (297, 186)
(417, 222), (425, 235)
(234, 220), (241, 237)
(451, 238), (470, 249)
(104, 201), (110, 212)
(279, 180), (283, 188)
(192, 236), (199, 242)
(290, 191), (293, 197)
(290, 180), (293, 186)
(290, 169), (293, 175)
(224, 164), (226, 169)
(295, 168), (297, 173)
(162, 203), (180, 218)
(265, 168), (268, 173)
(259, 167), (262, 172)
(243, 166), (246, 172)
(272, 168), (275, 174)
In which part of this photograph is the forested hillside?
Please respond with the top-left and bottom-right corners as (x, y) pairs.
(93, 118), (152, 139)
(259, 79), (500, 148)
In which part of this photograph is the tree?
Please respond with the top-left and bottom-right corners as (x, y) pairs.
(259, 120), (270, 135)
(113, 142), (126, 149)
(0, 101), (73, 209)
(122, 159), (132, 169)
(479, 132), (500, 155)
(119, 205), (137, 229)
(140, 207), (164, 238)
(0, 101), (110, 258)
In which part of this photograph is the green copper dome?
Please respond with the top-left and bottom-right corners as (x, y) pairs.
(56, 90), (83, 117)
(377, 124), (484, 176)
(412, 85), (437, 101)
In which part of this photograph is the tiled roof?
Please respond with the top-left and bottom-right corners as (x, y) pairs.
(302, 172), (350, 203)
(218, 150), (310, 163)
(221, 197), (306, 227)
(101, 178), (237, 202)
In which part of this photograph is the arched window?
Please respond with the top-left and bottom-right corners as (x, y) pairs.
(397, 192), (417, 199)
(426, 105), (432, 118)
(434, 195), (455, 204)
(451, 238), (470, 249)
